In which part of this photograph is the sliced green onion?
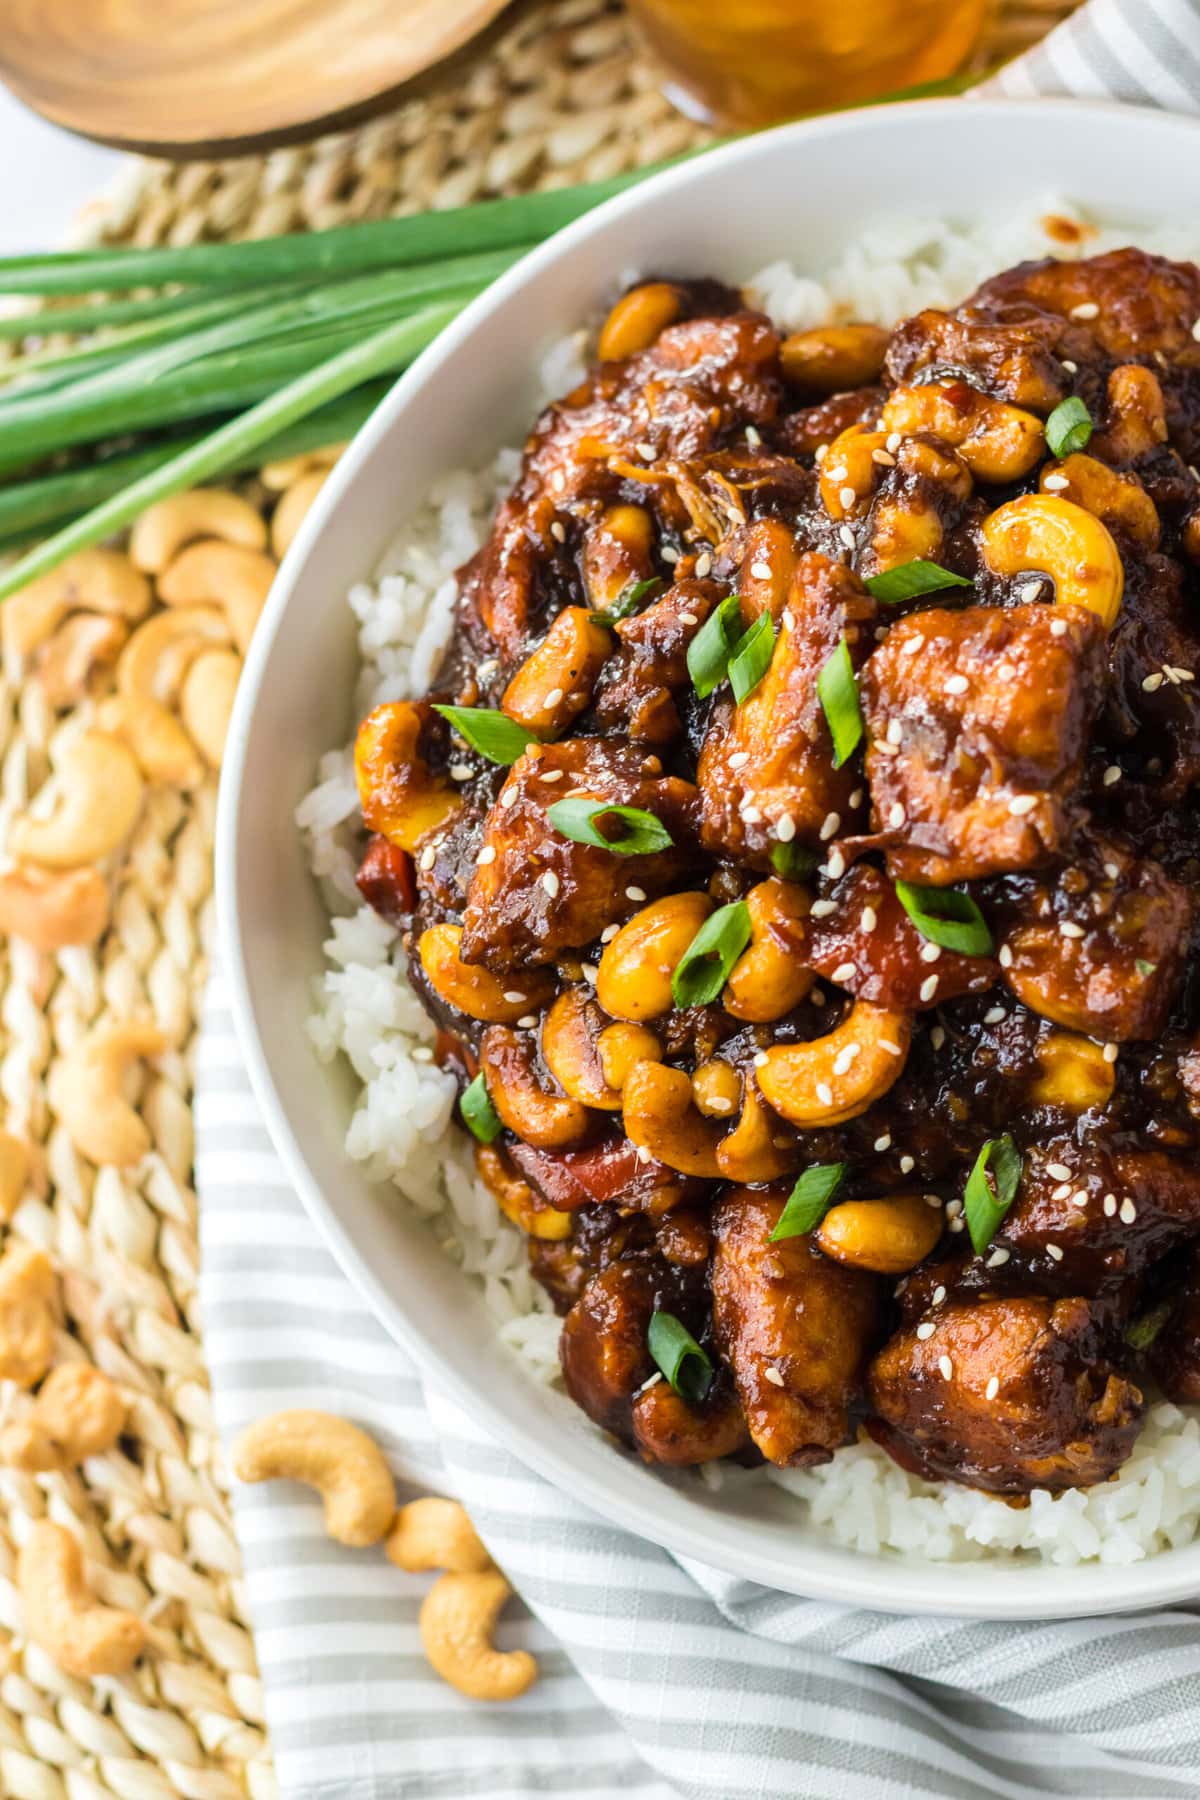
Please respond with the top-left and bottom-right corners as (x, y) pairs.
(546, 798), (672, 855)
(588, 574), (661, 626)
(461, 1074), (503, 1144)
(1136, 958), (1157, 978)
(729, 611), (777, 704)
(894, 881), (994, 956)
(770, 841), (819, 880)
(670, 900), (752, 1008)
(769, 1163), (848, 1241)
(647, 1311), (713, 1403)
(687, 593), (742, 698)
(1045, 395), (1093, 459)
(864, 559), (973, 605)
(817, 638), (864, 767)
(964, 1133), (1022, 1254)
(1125, 1299), (1173, 1353)
(432, 705), (540, 766)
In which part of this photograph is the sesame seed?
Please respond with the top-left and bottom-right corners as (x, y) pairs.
(887, 802), (906, 828)
(899, 636), (921, 658)
(679, 612), (699, 627)
(550, 520), (566, 543)
(839, 486), (857, 510)
(986, 1247), (1010, 1268)
(1103, 1193), (1117, 1217)
(1071, 1190), (1089, 1210)
(741, 804), (764, 824)
(938, 1355), (954, 1381)
(1047, 1161), (1071, 1180)
(764, 1365), (785, 1388)
(419, 846), (437, 871)
(886, 431), (903, 453)
(872, 448), (897, 467)
(820, 810), (841, 841)
(920, 943), (942, 964)
(695, 552), (713, 578)
(745, 425), (762, 447)
(1193, 320), (1200, 343)
(750, 560), (773, 580)
(1103, 765), (1122, 786)
(635, 1145), (652, 1164)
(541, 769), (564, 783)
(782, 608), (795, 632)
(1120, 1197), (1137, 1224)
(706, 1097), (735, 1114)
(775, 814), (797, 842)
(985, 1376), (1000, 1400)
(1046, 1243), (1064, 1262)
(636, 440), (656, 459)
(1049, 619), (1068, 637)
(933, 1285), (946, 1305)
(839, 525), (856, 550)
(886, 719), (903, 746)
(637, 1372), (663, 1395)
(1104, 862), (1120, 880)
(1062, 359), (1078, 373)
(1143, 672), (1165, 692)
(728, 751), (750, 770)
(477, 658), (499, 680)
(946, 1200), (962, 1218)
(995, 663), (1016, 683)
(411, 1046), (434, 1063)
(984, 1006), (1006, 1024)
(815, 444), (829, 464)
(1070, 300), (1099, 320)
(920, 975), (939, 1002)
(503, 990), (526, 1003)
(1019, 578), (1047, 602)
(1059, 920), (1084, 938)
(754, 1052), (769, 1069)
(449, 762), (474, 781)
(998, 944), (1013, 968)
(541, 871), (560, 897)
(930, 1025), (946, 1051)
(874, 1133), (892, 1152)
(661, 545), (680, 564)
(626, 885), (646, 901)
(881, 1039), (904, 1058)
(849, 787), (864, 808)
(1103, 1042), (1119, 1063)
(826, 848), (847, 879)
(861, 906), (878, 933)
(517, 1014), (538, 1028)
(476, 845), (497, 866)
(817, 1081), (834, 1106)
(1052, 1182), (1071, 1200)
(499, 786), (519, 809)
(833, 1043), (861, 1075)
(551, 469), (565, 492)
(923, 1193), (942, 1209)
(825, 463), (847, 481)
(601, 924), (619, 943)
(944, 674), (969, 695)
(916, 1322), (936, 1340)
(810, 899), (838, 918)
(1008, 795), (1037, 817)
(1043, 473), (1070, 493)
(542, 686), (564, 710)
(900, 1154), (915, 1173)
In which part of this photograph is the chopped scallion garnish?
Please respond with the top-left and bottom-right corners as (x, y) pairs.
(770, 841), (820, 880)
(432, 704), (540, 766)
(864, 559), (973, 605)
(894, 881), (994, 957)
(769, 1163), (848, 1241)
(687, 593), (743, 698)
(588, 574), (661, 627)
(729, 610), (777, 704)
(461, 1073), (503, 1144)
(1125, 1300), (1173, 1353)
(963, 1133), (1022, 1254)
(1045, 395), (1093, 459)
(1136, 958), (1157, 978)
(546, 797), (672, 855)
(670, 900), (753, 1009)
(647, 1310), (713, 1403)
(817, 637), (863, 767)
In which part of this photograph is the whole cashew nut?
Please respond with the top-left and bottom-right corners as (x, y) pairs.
(724, 877), (813, 1023)
(819, 424), (890, 520)
(541, 988), (622, 1110)
(356, 701), (462, 854)
(0, 1244), (57, 1386)
(34, 613), (127, 707)
(0, 1363), (126, 1470)
(475, 1142), (572, 1240)
(117, 604), (231, 704)
(716, 1087), (796, 1183)
(386, 1497), (493, 1573)
(97, 694), (205, 789)
(418, 923), (555, 1024)
(597, 281), (683, 362)
(0, 1130), (30, 1220)
(271, 470), (329, 560)
(128, 488), (267, 573)
(419, 1569), (537, 1702)
(501, 608), (611, 738)
(1039, 453), (1159, 549)
(816, 1192), (944, 1274)
(980, 493), (1124, 630)
(260, 441), (347, 491)
(3, 548), (151, 659)
(157, 541), (276, 653)
(480, 1026), (593, 1149)
(622, 1060), (724, 1178)
(880, 384), (1044, 483)
(231, 1408), (396, 1547)
(9, 731), (144, 868)
(18, 1521), (146, 1677)
(48, 1019), (168, 1167)
(780, 322), (889, 393)
(0, 864), (110, 950)
(181, 648), (241, 768)
(757, 1000), (913, 1128)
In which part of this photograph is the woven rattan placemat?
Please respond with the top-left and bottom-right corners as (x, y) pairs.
(0, 0), (1078, 1792)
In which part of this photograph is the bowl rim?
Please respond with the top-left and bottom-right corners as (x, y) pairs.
(218, 94), (1200, 1618)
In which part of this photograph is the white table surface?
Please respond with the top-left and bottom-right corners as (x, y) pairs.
(0, 87), (127, 253)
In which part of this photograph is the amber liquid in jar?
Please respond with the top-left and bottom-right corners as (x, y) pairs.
(627, 0), (987, 128)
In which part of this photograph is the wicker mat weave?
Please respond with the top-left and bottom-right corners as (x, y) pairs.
(0, 1), (1078, 1794)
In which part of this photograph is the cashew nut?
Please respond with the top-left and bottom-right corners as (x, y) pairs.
(541, 988), (621, 1109)
(780, 322), (889, 393)
(0, 1130), (29, 1220)
(501, 608), (610, 739)
(738, 518), (799, 623)
(724, 877), (813, 1022)
(1030, 1030), (1115, 1112)
(816, 1192), (943, 1274)
(356, 701), (462, 854)
(97, 694), (205, 788)
(157, 540), (276, 653)
(757, 1000), (913, 1128)
(597, 282), (683, 362)
(271, 470), (329, 559)
(260, 441), (347, 491)
(48, 1019), (168, 1167)
(480, 1026), (592, 1148)
(419, 1569), (537, 1702)
(3, 548), (151, 659)
(596, 892), (713, 1023)
(34, 613), (127, 707)
(1093, 364), (1169, 465)
(691, 1058), (741, 1118)
(0, 1244), (57, 1386)
(1039, 453), (1159, 549)
(117, 604), (231, 704)
(129, 488), (267, 573)
(181, 648), (241, 767)
(9, 731), (144, 868)
(582, 503), (654, 611)
(596, 1021), (662, 1092)
(622, 1060), (724, 1178)
(868, 436), (972, 575)
(231, 1408), (396, 1547)
(0, 864), (109, 949)
(715, 1087), (796, 1183)
(819, 424), (889, 520)
(880, 384), (1044, 482)
(475, 1142), (571, 1240)
(18, 1521), (146, 1678)
(980, 493), (1124, 629)
(386, 1497), (492, 1573)
(0, 1363), (126, 1470)
(419, 923), (555, 1024)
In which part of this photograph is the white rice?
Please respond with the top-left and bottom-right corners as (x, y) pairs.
(298, 194), (1200, 1562)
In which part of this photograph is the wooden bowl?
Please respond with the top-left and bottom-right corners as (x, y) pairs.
(0, 0), (515, 158)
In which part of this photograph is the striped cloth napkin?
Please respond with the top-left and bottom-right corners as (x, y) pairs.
(198, 4), (1200, 1794)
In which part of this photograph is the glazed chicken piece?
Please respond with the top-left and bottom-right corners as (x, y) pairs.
(591, 578), (726, 744)
(969, 248), (1200, 368)
(884, 306), (1069, 413)
(867, 1295), (1144, 1494)
(560, 1261), (658, 1438)
(698, 551), (877, 862)
(460, 738), (698, 969)
(711, 1187), (880, 1467)
(1105, 555), (1200, 797)
(860, 603), (1107, 884)
(630, 1378), (750, 1466)
(998, 840), (1196, 1041)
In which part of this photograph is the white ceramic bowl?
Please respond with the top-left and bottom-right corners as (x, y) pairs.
(219, 97), (1200, 1619)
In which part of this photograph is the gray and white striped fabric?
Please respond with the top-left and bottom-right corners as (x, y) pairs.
(198, 6), (1200, 1795)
